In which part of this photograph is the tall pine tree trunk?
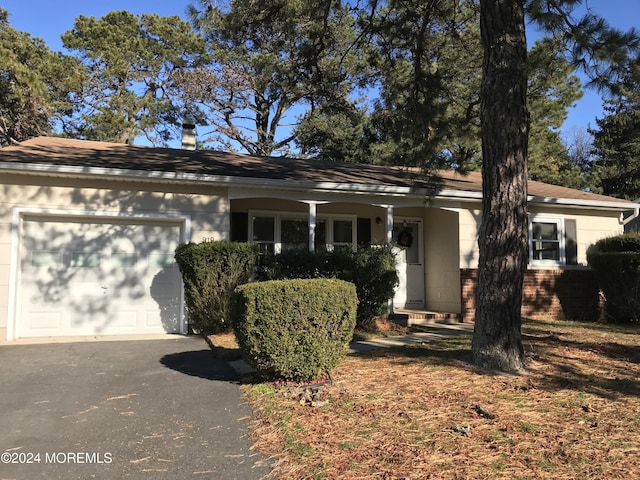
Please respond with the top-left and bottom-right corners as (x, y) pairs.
(472, 0), (529, 372)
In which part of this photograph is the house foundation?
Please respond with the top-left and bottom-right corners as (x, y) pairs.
(460, 268), (601, 322)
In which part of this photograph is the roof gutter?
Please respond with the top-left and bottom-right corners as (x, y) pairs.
(0, 161), (637, 212)
(526, 194), (639, 211)
(435, 190), (638, 211)
(0, 161), (419, 197)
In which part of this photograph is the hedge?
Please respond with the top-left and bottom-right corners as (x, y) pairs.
(231, 278), (358, 381)
(256, 247), (398, 329)
(174, 241), (258, 335)
(587, 233), (640, 323)
(589, 232), (640, 253)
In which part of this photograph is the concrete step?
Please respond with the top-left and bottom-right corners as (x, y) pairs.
(389, 310), (462, 327)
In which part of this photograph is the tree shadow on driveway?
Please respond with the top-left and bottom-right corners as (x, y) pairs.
(160, 349), (242, 383)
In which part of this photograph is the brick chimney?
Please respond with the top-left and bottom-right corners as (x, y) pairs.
(181, 121), (196, 150)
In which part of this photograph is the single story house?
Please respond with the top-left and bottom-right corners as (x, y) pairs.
(0, 136), (637, 341)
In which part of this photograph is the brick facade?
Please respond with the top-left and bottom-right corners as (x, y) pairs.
(460, 268), (600, 323)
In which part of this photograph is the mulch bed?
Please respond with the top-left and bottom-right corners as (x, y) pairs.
(244, 320), (640, 479)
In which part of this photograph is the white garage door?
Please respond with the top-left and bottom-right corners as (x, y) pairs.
(18, 216), (183, 338)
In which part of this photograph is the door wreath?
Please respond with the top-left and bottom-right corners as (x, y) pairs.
(397, 229), (413, 248)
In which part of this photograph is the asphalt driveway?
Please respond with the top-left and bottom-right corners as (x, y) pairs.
(0, 336), (270, 480)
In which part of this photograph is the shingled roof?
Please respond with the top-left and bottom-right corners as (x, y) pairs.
(0, 136), (634, 208)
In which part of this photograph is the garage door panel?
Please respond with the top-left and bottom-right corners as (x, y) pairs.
(19, 217), (183, 338)
(109, 311), (138, 328)
(146, 309), (179, 331)
(28, 312), (61, 330)
(68, 282), (107, 298)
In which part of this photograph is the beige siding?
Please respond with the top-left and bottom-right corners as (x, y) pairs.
(233, 198), (308, 214)
(575, 213), (623, 265)
(458, 206), (482, 269)
(0, 174), (229, 329)
(528, 206), (623, 266)
(458, 204), (624, 270)
(424, 208), (461, 313)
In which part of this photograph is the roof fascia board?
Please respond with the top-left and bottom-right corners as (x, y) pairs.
(0, 161), (636, 212)
(527, 195), (638, 211)
(433, 190), (637, 210)
(0, 161), (421, 197)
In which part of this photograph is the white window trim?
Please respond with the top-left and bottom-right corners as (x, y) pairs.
(248, 210), (357, 253)
(528, 215), (565, 267)
(327, 216), (357, 251)
(249, 213), (277, 254)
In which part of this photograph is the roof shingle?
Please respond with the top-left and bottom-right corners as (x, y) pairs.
(0, 136), (632, 206)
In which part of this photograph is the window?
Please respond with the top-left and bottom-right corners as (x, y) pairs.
(528, 216), (578, 266)
(280, 217), (333, 251)
(323, 218), (355, 251)
(148, 253), (175, 269)
(111, 252), (138, 268)
(71, 252), (101, 268)
(249, 211), (354, 253)
(31, 251), (62, 268)
(281, 218), (308, 251)
(531, 221), (560, 261)
(252, 215), (275, 255)
(332, 220), (354, 250)
(392, 222), (421, 264)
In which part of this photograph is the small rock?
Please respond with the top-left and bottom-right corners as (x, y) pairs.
(452, 425), (471, 436)
(473, 404), (496, 419)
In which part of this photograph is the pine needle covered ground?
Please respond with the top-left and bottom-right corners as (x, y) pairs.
(241, 319), (640, 479)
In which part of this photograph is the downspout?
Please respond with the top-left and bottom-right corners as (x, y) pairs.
(620, 207), (640, 228)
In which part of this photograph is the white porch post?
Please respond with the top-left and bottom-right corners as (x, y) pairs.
(385, 205), (395, 314)
(386, 205), (394, 246)
(308, 202), (317, 252)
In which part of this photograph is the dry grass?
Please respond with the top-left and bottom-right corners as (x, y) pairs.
(242, 319), (640, 479)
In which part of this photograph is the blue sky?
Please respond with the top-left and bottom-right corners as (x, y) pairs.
(3, 0), (639, 143)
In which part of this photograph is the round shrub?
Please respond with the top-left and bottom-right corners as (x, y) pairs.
(256, 247), (397, 329)
(231, 279), (358, 381)
(590, 232), (640, 253)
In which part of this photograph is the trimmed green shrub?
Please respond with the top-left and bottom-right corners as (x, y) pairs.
(587, 233), (640, 323)
(231, 279), (358, 381)
(175, 241), (258, 335)
(590, 232), (640, 253)
(256, 247), (398, 329)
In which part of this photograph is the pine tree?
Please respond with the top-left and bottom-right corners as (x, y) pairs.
(0, 9), (80, 146)
(590, 65), (640, 200)
(472, 0), (530, 372)
(364, 0), (482, 168)
(61, 10), (208, 145)
(473, 0), (639, 371)
(182, 0), (362, 156)
(527, 36), (584, 188)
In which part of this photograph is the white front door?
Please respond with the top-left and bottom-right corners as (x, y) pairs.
(392, 220), (425, 309)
